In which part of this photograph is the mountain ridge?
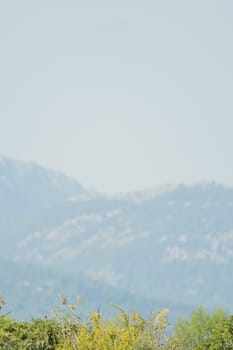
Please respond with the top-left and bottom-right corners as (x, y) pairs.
(1, 156), (233, 322)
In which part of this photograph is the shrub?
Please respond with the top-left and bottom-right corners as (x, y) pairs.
(1, 294), (233, 350)
(171, 306), (230, 350)
(56, 303), (170, 350)
(0, 316), (61, 350)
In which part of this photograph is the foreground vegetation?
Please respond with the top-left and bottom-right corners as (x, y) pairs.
(1, 294), (233, 349)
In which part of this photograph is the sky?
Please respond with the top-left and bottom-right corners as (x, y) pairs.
(0, 1), (233, 194)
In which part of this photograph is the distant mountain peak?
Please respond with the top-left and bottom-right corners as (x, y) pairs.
(0, 155), (86, 219)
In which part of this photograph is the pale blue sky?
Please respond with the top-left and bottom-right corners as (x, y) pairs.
(0, 1), (233, 193)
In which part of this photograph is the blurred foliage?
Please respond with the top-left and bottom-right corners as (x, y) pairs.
(171, 306), (233, 349)
(1, 293), (233, 349)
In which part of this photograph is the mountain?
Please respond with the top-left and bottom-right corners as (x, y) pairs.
(0, 156), (85, 220)
(1, 157), (233, 323)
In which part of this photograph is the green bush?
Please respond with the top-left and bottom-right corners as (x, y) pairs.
(1, 293), (233, 350)
(171, 306), (233, 350)
(0, 295), (171, 350)
(0, 316), (62, 350)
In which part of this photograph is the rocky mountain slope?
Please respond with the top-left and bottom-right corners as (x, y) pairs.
(1, 157), (233, 321)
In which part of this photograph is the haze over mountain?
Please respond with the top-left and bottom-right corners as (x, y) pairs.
(1, 1), (233, 194)
(0, 156), (85, 220)
(1, 156), (233, 322)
